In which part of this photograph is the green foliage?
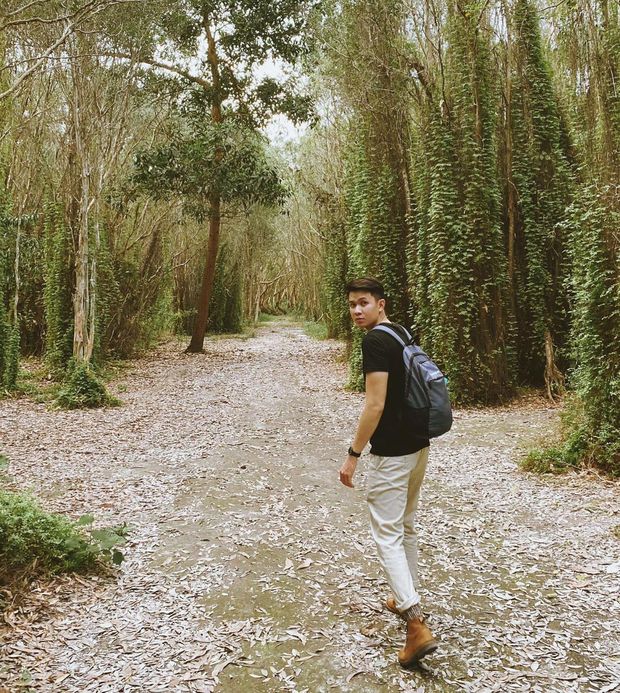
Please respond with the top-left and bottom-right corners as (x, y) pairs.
(208, 244), (243, 333)
(302, 319), (328, 341)
(521, 399), (619, 476)
(134, 120), (287, 221)
(145, 0), (319, 126)
(3, 324), (19, 390)
(521, 440), (579, 475)
(0, 191), (19, 392)
(0, 299), (10, 390)
(55, 359), (119, 410)
(343, 132), (410, 390)
(409, 1), (514, 405)
(524, 182), (620, 477)
(562, 185), (620, 474)
(0, 490), (128, 589)
(321, 216), (350, 339)
(256, 312), (280, 323)
(346, 328), (365, 391)
(98, 224), (173, 359)
(506, 0), (573, 383)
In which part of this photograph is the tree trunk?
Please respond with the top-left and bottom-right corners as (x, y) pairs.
(71, 52), (93, 363)
(186, 15), (223, 353)
(503, 2), (518, 322)
(186, 194), (221, 352)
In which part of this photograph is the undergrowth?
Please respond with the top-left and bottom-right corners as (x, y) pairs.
(55, 360), (120, 409)
(521, 398), (620, 477)
(0, 489), (128, 608)
(302, 320), (328, 341)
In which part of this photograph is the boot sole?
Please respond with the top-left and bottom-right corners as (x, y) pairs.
(398, 639), (439, 668)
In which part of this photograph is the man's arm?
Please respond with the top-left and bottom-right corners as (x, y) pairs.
(339, 371), (388, 488)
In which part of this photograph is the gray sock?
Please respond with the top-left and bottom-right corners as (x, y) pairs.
(402, 603), (424, 621)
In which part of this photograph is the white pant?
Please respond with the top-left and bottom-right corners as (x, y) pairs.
(366, 447), (429, 612)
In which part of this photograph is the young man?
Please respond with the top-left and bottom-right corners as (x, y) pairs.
(340, 277), (438, 667)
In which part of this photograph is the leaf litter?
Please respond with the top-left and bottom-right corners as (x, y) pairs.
(0, 322), (619, 691)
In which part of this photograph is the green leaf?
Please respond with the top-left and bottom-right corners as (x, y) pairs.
(76, 514), (95, 526)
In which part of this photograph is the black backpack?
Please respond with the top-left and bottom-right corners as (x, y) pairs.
(373, 324), (453, 439)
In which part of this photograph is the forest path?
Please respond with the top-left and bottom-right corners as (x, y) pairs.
(1, 321), (619, 693)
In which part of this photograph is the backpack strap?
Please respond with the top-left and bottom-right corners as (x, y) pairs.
(372, 323), (412, 348)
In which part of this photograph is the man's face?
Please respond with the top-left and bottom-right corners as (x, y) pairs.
(348, 291), (385, 330)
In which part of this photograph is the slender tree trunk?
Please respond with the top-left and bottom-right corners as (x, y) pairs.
(71, 53), (92, 363)
(186, 16), (223, 353)
(503, 1), (518, 322)
(186, 194), (221, 352)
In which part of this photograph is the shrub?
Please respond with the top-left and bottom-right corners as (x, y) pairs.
(0, 491), (127, 591)
(55, 359), (119, 409)
(521, 398), (620, 477)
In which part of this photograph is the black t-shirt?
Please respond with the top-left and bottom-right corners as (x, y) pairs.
(362, 323), (430, 457)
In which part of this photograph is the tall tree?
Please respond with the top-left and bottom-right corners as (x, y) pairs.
(409, 0), (513, 403)
(0, 0), (137, 100)
(109, 0), (317, 351)
(548, 0), (620, 473)
(501, 0), (573, 395)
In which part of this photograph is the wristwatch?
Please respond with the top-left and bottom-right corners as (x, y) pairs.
(348, 446), (362, 458)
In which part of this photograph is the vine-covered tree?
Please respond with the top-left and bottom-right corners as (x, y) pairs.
(501, 0), (572, 395)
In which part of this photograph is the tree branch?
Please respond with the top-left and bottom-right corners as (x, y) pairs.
(98, 52), (212, 90)
(4, 0), (48, 18)
(0, 0), (143, 100)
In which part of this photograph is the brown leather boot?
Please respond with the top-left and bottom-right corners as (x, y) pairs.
(385, 597), (405, 619)
(398, 605), (438, 668)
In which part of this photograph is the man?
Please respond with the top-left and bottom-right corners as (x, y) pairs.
(339, 276), (438, 668)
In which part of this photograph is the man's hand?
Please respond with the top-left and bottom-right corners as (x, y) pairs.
(339, 455), (358, 488)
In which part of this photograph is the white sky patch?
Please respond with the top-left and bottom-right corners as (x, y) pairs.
(154, 39), (307, 146)
(264, 113), (307, 146)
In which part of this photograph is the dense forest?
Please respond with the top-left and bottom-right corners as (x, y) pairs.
(0, 0), (618, 474)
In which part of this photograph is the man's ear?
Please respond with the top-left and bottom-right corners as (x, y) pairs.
(379, 298), (386, 312)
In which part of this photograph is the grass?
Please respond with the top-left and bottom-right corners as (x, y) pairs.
(302, 320), (329, 341)
(256, 312), (330, 341)
(520, 445), (578, 475)
(256, 312), (283, 324)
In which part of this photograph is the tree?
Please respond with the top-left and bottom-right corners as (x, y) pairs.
(108, 0), (318, 351)
(0, 0), (139, 100)
(133, 116), (287, 340)
(407, 0), (513, 404)
(501, 0), (573, 395)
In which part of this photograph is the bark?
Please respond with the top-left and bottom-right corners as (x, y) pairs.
(544, 328), (565, 401)
(71, 53), (93, 362)
(186, 194), (221, 352)
(186, 15), (223, 353)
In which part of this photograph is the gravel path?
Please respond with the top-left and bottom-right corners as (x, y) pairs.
(1, 321), (619, 692)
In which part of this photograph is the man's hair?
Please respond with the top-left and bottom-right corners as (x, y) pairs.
(345, 277), (385, 300)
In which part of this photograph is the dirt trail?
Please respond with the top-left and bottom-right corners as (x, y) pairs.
(1, 321), (619, 692)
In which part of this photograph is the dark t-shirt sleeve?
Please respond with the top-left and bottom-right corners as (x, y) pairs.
(362, 332), (390, 373)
